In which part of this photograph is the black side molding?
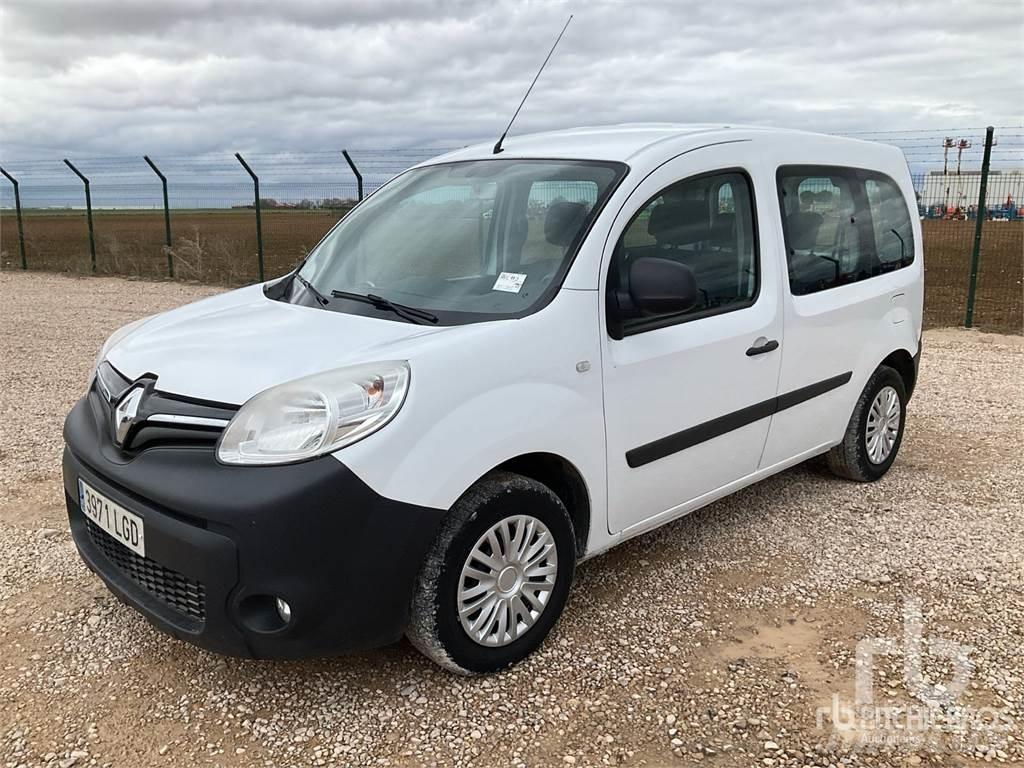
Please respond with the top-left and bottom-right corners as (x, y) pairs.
(775, 372), (853, 411)
(626, 372), (853, 469)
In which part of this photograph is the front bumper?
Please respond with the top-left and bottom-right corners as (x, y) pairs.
(63, 388), (446, 659)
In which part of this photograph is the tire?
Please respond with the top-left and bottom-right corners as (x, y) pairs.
(407, 471), (576, 674)
(826, 364), (907, 482)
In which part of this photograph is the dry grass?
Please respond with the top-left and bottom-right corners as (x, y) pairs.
(0, 209), (349, 283)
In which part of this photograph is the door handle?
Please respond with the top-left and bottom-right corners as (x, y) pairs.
(746, 338), (779, 356)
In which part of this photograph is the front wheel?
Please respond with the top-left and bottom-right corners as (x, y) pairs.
(826, 364), (907, 482)
(407, 472), (576, 674)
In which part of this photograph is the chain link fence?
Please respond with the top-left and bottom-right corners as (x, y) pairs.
(2, 130), (1022, 333)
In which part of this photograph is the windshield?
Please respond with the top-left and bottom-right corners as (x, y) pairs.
(296, 159), (627, 323)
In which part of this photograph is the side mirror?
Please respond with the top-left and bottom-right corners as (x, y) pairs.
(628, 257), (698, 316)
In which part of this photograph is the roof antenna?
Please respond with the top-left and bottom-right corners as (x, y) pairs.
(493, 15), (573, 155)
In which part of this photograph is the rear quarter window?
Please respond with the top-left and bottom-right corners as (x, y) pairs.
(864, 176), (914, 267)
(777, 165), (915, 296)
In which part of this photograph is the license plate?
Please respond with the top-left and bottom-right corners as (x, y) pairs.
(78, 479), (146, 557)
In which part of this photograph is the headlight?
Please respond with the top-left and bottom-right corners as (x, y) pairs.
(89, 316), (153, 388)
(217, 361), (410, 466)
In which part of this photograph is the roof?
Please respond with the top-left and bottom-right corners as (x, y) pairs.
(426, 123), (851, 165)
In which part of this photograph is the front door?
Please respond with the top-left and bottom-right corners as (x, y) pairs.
(601, 146), (784, 535)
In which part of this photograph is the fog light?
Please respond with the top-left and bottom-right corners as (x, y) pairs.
(275, 597), (292, 624)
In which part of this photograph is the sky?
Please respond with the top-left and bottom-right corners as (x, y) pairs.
(1, 0), (1022, 162)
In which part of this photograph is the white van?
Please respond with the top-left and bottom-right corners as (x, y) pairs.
(64, 125), (923, 673)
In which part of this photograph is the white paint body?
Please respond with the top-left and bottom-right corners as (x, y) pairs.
(105, 125), (923, 559)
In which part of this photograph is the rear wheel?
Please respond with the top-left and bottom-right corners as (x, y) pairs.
(407, 471), (576, 674)
(826, 365), (907, 482)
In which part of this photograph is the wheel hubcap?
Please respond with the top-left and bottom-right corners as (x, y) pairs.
(865, 385), (901, 464)
(496, 566), (519, 593)
(457, 515), (558, 648)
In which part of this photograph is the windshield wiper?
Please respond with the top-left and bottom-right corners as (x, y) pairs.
(330, 290), (439, 324)
(294, 273), (330, 306)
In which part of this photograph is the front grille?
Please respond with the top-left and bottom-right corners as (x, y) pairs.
(91, 369), (236, 453)
(85, 518), (206, 621)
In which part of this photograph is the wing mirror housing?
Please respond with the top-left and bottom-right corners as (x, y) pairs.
(628, 257), (699, 316)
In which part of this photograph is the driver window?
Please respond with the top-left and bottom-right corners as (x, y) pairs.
(607, 170), (758, 334)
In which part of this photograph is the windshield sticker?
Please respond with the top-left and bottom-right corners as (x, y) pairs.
(492, 272), (527, 293)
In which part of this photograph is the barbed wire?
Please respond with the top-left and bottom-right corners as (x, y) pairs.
(1, 130), (1021, 211)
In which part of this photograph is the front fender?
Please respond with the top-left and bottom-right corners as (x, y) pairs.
(332, 289), (607, 520)
(340, 381), (605, 512)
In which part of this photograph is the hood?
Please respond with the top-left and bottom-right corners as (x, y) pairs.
(106, 284), (461, 404)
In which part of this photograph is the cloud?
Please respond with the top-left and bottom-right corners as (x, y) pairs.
(0, 0), (1020, 159)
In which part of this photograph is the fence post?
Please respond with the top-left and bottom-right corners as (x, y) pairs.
(235, 152), (264, 282)
(964, 126), (995, 329)
(144, 155), (174, 278)
(0, 166), (27, 269)
(63, 159), (97, 273)
(342, 150), (363, 201)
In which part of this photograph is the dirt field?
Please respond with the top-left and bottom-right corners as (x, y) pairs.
(0, 209), (349, 285)
(1, 272), (1022, 768)
(1, 212), (1021, 334)
(919, 219), (1022, 332)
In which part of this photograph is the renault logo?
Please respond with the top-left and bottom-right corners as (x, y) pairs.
(113, 386), (145, 447)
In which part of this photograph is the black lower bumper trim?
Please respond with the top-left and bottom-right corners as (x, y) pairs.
(910, 339), (922, 400)
(63, 391), (447, 659)
(84, 516), (206, 622)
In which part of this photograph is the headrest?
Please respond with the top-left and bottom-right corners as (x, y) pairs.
(544, 202), (588, 247)
(647, 200), (710, 246)
(786, 211), (824, 251)
(709, 213), (735, 245)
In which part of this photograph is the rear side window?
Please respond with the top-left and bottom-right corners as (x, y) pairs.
(865, 177), (914, 267)
(777, 166), (914, 295)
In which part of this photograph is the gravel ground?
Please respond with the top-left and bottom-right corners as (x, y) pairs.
(1, 271), (1021, 768)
